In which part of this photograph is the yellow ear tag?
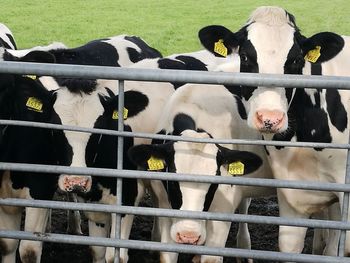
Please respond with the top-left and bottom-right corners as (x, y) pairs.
(26, 97), (43, 113)
(147, 156), (164, 171)
(214, 39), (228, 57)
(112, 108), (128, 120)
(228, 161), (245, 176)
(24, 75), (37, 80)
(305, 46), (321, 63)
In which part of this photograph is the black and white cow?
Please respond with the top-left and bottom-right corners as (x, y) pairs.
(0, 73), (58, 263)
(0, 35), (162, 263)
(199, 5), (350, 258)
(5, 43), (234, 263)
(0, 23), (16, 50)
(128, 83), (275, 263)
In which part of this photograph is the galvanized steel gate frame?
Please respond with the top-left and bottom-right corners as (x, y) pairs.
(0, 61), (350, 263)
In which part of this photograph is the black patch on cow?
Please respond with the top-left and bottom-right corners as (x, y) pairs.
(224, 85), (241, 97)
(175, 56), (208, 71)
(203, 183), (218, 211)
(234, 95), (247, 120)
(152, 129), (166, 145)
(56, 78), (97, 94)
(172, 114), (196, 135)
(326, 89), (348, 132)
(6, 33), (17, 49)
(3, 50), (56, 64)
(158, 58), (186, 70)
(311, 63), (322, 76)
(284, 42), (304, 75)
(238, 40), (258, 100)
(164, 180), (182, 209)
(124, 36), (162, 59)
(0, 38), (12, 49)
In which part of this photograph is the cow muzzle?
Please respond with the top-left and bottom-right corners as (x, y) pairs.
(254, 109), (286, 133)
(170, 220), (206, 245)
(59, 175), (92, 193)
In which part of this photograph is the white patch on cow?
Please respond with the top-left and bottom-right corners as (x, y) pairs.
(54, 88), (105, 168)
(38, 76), (61, 91)
(311, 129), (316, 136)
(5, 42), (67, 58)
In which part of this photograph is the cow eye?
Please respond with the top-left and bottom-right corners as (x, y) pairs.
(240, 54), (248, 62)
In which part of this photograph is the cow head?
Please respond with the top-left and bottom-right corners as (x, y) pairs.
(199, 6), (345, 134)
(53, 87), (149, 193)
(128, 129), (262, 245)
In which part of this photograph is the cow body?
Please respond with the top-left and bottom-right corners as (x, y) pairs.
(199, 6), (350, 259)
(128, 83), (274, 263)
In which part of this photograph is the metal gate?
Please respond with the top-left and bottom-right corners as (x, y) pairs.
(0, 61), (350, 263)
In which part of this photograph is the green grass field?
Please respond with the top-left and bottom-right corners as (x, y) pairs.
(2, 0), (350, 56)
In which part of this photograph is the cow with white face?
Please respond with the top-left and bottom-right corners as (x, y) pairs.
(128, 83), (275, 263)
(199, 5), (350, 259)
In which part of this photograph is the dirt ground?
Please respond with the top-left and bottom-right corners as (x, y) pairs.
(15, 195), (314, 263)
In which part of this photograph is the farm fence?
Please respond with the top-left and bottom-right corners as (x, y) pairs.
(0, 61), (350, 263)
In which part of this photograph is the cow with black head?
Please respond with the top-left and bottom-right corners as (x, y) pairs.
(0, 72), (57, 263)
(128, 83), (275, 263)
(199, 5), (350, 258)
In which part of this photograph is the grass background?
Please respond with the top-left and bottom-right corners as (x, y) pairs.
(2, 0), (350, 56)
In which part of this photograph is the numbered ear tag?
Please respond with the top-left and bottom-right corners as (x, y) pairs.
(24, 75), (37, 80)
(305, 46), (321, 63)
(147, 156), (164, 171)
(214, 39), (228, 57)
(228, 161), (244, 176)
(112, 108), (128, 120)
(26, 97), (43, 113)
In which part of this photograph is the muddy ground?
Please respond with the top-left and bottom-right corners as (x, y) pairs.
(15, 195), (314, 263)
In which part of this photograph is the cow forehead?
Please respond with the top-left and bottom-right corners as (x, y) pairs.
(247, 22), (296, 74)
(173, 140), (218, 175)
(54, 88), (104, 127)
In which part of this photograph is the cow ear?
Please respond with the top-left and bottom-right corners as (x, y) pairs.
(198, 25), (239, 57)
(4, 50), (56, 63)
(100, 89), (149, 120)
(128, 143), (172, 171)
(300, 32), (345, 63)
(217, 145), (262, 175)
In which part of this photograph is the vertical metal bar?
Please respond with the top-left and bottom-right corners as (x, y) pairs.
(338, 131), (350, 256)
(113, 80), (125, 263)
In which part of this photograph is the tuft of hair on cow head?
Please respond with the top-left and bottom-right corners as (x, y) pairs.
(4, 50), (56, 64)
(99, 88), (149, 120)
(198, 25), (241, 57)
(216, 144), (262, 175)
(128, 142), (173, 171)
(299, 32), (345, 64)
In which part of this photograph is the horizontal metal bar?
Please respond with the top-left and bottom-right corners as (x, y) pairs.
(1, 119), (350, 149)
(1, 61), (350, 90)
(0, 230), (347, 263)
(0, 198), (348, 230)
(0, 162), (349, 193)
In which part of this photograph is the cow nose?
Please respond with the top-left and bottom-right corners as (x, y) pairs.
(176, 232), (201, 245)
(63, 176), (92, 193)
(255, 110), (285, 133)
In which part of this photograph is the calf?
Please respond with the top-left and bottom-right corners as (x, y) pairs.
(199, 5), (350, 259)
(128, 83), (275, 263)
